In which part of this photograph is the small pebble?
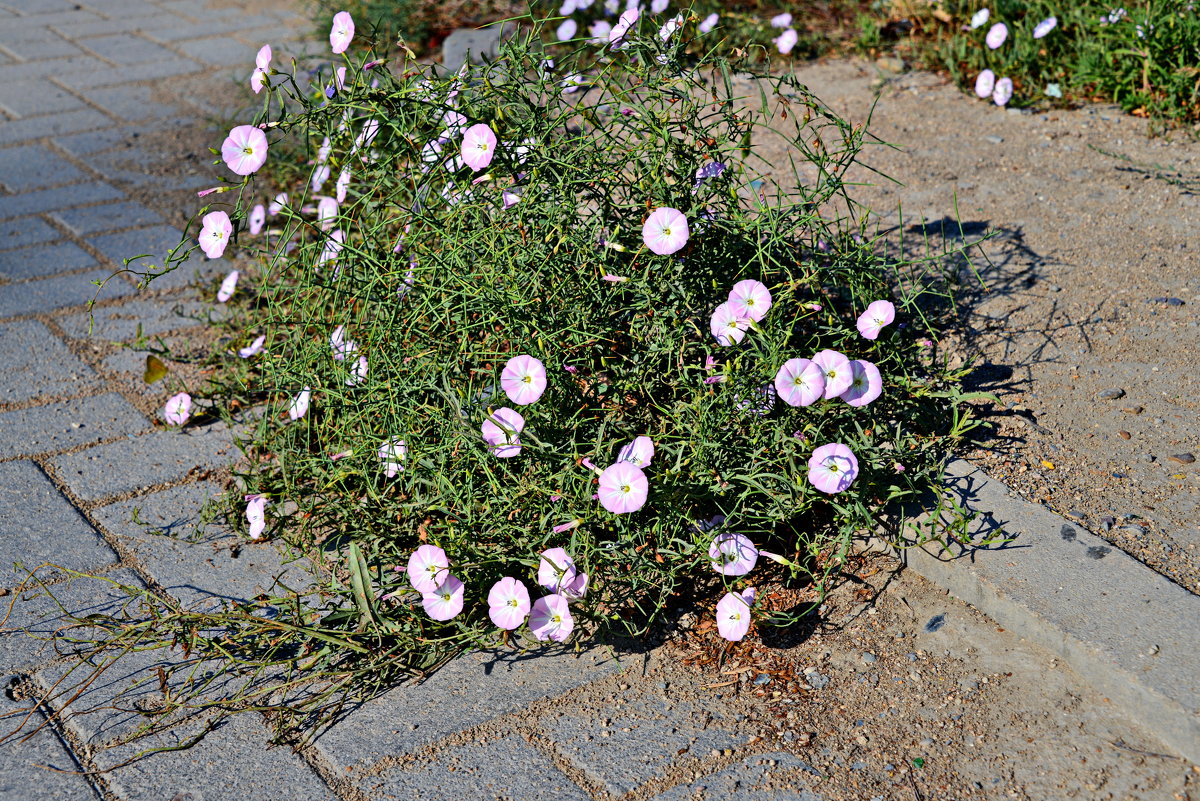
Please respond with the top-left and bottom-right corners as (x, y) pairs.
(984, 135), (1004, 144)
(1120, 524), (1148, 536)
(1167, 453), (1196, 465)
(862, 652), (877, 663)
(1150, 297), (1185, 306)
(923, 614), (946, 633)
(753, 673), (772, 686)
(1117, 430), (1131, 440)
(919, 738), (935, 747)
(1097, 388), (1126, 400)
(1122, 406), (1144, 414)
(1101, 516), (1115, 531)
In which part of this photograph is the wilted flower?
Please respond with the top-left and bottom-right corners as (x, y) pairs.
(245, 494), (267, 539)
(974, 69), (996, 98)
(529, 594), (574, 641)
(248, 203), (265, 234)
(422, 574), (464, 621)
(617, 435), (654, 467)
(1032, 16), (1056, 38)
(538, 547), (578, 592)
(716, 587), (755, 641)
(598, 461), (648, 514)
(198, 211), (231, 259)
(774, 357), (825, 407)
(840, 359), (883, 407)
(811, 349), (852, 398)
(407, 544), (450, 593)
(216, 270), (239, 302)
(500, 354), (547, 405)
(708, 532), (759, 576)
(642, 206), (689, 255)
(238, 334), (265, 358)
(461, 123), (496, 171)
(163, 392), (191, 425)
(970, 8), (990, 29)
(488, 577), (531, 629)
(993, 76), (1013, 106)
(710, 302), (752, 347)
(856, 299), (895, 340)
(699, 12), (719, 33)
(735, 383), (777, 416)
(221, 125), (268, 175)
(288, 387), (311, 420)
(985, 22), (1008, 49)
(482, 407), (524, 458)
(329, 11), (354, 54)
(727, 279), (771, 321)
(808, 443), (858, 494)
(250, 44), (271, 94)
(774, 28), (798, 55)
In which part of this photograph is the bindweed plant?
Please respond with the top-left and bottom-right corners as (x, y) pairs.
(46, 7), (988, 742)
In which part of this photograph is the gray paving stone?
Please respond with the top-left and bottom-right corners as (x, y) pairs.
(51, 200), (164, 237)
(91, 481), (310, 608)
(0, 319), (98, 403)
(49, 13), (188, 39)
(0, 30), (83, 61)
(76, 84), (182, 122)
(0, 268), (135, 318)
(0, 144), (89, 193)
(93, 712), (337, 801)
(0, 241), (97, 280)
(544, 689), (747, 796)
(648, 753), (825, 801)
(143, 13), (287, 42)
(0, 461), (118, 585)
(89, 225), (222, 289)
(0, 569), (144, 672)
(75, 32), (177, 66)
(58, 296), (213, 341)
(57, 56), (204, 90)
(0, 107), (113, 146)
(51, 424), (239, 502)
(0, 393), (148, 458)
(0, 676), (101, 801)
(314, 647), (623, 771)
(0, 216), (60, 250)
(173, 35), (257, 67)
(0, 55), (108, 86)
(3, 0), (84, 13)
(0, 181), (123, 219)
(52, 124), (145, 157)
(0, 78), (85, 118)
(362, 735), (590, 801)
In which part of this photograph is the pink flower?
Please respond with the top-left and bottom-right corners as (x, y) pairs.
(529, 594), (574, 641)
(993, 77), (1013, 107)
(658, 14), (682, 41)
(346, 355), (368, 386)
(378, 437), (406, 477)
(590, 19), (612, 41)
(770, 12), (793, 27)
(488, 577), (531, 629)
(268, 193), (287, 216)
(727, 279), (772, 322)
(840, 359), (882, 407)
(811, 349), (852, 398)
(974, 69), (996, 99)
(501, 354), (547, 405)
(216, 270), (239, 302)
(970, 8), (990, 29)
(330, 326), (356, 360)
(248, 203), (266, 234)
(856, 299), (895, 340)
(552, 519), (581, 534)
(716, 587), (755, 641)
(642, 207), (689, 255)
(538, 547), (578, 592)
(774, 28), (798, 55)
(407, 544), (450, 594)
(609, 8), (639, 48)
(699, 12), (719, 33)
(597, 461), (648, 514)
(288, 386), (311, 420)
(774, 358), (825, 407)
(985, 22), (1008, 49)
(502, 189), (521, 209)
(1033, 16), (1056, 38)
(329, 11), (355, 54)
(736, 383), (777, 416)
(461, 123), (497, 171)
(198, 211), (232, 259)
(221, 125), (268, 176)
(311, 164), (330, 193)
(250, 44), (271, 93)
(245, 494), (267, 539)
(335, 170), (350, 202)
(708, 532), (759, 576)
(562, 571), (588, 601)
(163, 392), (191, 425)
(710, 302), (752, 347)
(317, 196), (338, 230)
(807, 443), (858, 494)
(318, 229), (345, 272)
(556, 18), (577, 41)
(617, 435), (654, 468)
(422, 574), (464, 621)
(481, 407), (524, 458)
(238, 334), (265, 358)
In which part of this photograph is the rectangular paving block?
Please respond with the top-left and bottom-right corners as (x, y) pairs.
(51, 424), (239, 502)
(0, 30), (83, 61)
(88, 225), (221, 290)
(0, 144), (89, 193)
(0, 181), (123, 220)
(173, 35), (258, 67)
(57, 56), (204, 89)
(0, 241), (97, 280)
(0, 319), (98, 403)
(51, 11), (187, 39)
(0, 55), (107, 84)
(543, 688), (747, 797)
(76, 84), (182, 122)
(0, 78), (85, 118)
(51, 200), (164, 237)
(51, 124), (143, 157)
(361, 735), (590, 801)
(58, 296), (214, 341)
(0, 677), (101, 801)
(1, 568), (144, 673)
(0, 107), (114, 146)
(91, 480), (312, 608)
(0, 461), (118, 587)
(648, 753), (825, 801)
(0, 268), (135, 318)
(91, 712), (337, 801)
(75, 32), (177, 66)
(0, 216), (60, 251)
(0, 392), (147, 458)
(313, 646), (623, 772)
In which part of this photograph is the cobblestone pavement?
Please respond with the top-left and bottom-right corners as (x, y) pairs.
(0, 3), (791, 800)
